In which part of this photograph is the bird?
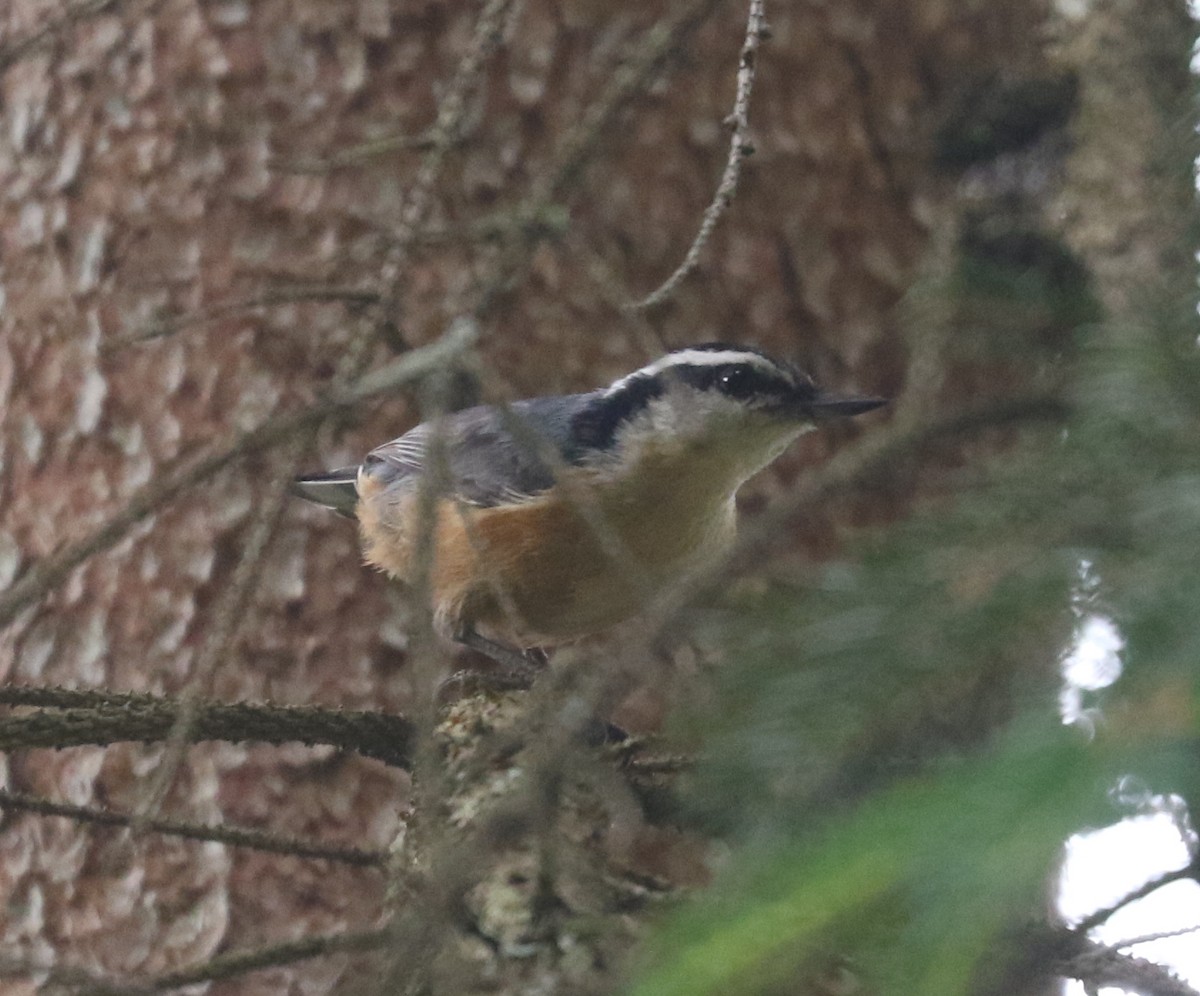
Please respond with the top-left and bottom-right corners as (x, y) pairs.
(293, 343), (884, 683)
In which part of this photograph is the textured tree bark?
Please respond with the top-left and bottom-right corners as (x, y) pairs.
(2, 0), (1190, 993)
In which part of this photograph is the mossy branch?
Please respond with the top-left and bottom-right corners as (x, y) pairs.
(0, 686), (414, 769)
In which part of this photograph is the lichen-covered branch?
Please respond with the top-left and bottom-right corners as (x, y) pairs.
(1062, 940), (1200, 996)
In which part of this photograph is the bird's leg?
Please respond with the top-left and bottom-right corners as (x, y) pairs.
(441, 625), (548, 696)
(441, 630), (625, 743)
(456, 626), (542, 673)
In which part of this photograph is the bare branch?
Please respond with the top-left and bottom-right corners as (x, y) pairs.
(0, 686), (415, 769)
(383, 0), (521, 263)
(534, 0), (724, 206)
(68, 928), (389, 995)
(272, 129), (442, 174)
(0, 790), (386, 867)
(101, 286), (380, 354)
(1113, 924), (1200, 950)
(629, 0), (767, 310)
(1073, 859), (1199, 934)
(370, 0), (723, 312)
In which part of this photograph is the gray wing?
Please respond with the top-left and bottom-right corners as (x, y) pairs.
(362, 393), (599, 508)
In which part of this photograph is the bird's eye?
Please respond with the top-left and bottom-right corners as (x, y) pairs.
(717, 365), (756, 398)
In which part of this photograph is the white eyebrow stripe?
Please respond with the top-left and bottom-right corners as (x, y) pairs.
(607, 349), (780, 393)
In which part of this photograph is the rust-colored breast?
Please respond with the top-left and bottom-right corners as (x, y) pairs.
(356, 460), (737, 646)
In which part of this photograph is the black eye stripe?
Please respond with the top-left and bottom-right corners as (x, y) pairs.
(572, 357), (817, 454)
(668, 362), (793, 399)
(571, 374), (665, 452)
(717, 364), (760, 397)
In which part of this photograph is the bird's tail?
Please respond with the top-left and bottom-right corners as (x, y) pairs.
(291, 469), (359, 518)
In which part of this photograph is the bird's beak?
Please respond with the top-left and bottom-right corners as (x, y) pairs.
(807, 393), (887, 417)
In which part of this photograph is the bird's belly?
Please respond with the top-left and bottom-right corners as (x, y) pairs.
(358, 477), (737, 646)
(460, 489), (736, 644)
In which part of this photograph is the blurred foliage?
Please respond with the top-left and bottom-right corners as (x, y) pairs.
(955, 216), (1100, 358)
(636, 723), (1107, 995)
(934, 72), (1079, 171)
(631, 260), (1200, 992)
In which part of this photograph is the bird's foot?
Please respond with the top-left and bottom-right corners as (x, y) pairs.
(439, 628), (549, 700)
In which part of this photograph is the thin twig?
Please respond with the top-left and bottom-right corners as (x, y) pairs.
(376, 0), (723, 307)
(629, 0), (767, 310)
(534, 0), (725, 206)
(1113, 924), (1200, 950)
(272, 129), (441, 174)
(396, 0), (720, 308)
(382, 0), (520, 268)
(328, 12), (525, 966)
(0, 790), (386, 866)
(1073, 859), (1199, 934)
(569, 229), (670, 356)
(71, 928), (389, 995)
(101, 286), (380, 354)
(282, 0), (515, 194)
(0, 318), (478, 633)
(0, 687), (415, 768)
(135, 436), (312, 827)
(402, 382), (454, 724)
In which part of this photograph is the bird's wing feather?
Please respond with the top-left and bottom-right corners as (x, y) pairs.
(364, 393), (598, 508)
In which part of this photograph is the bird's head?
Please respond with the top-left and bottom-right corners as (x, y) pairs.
(573, 343), (885, 485)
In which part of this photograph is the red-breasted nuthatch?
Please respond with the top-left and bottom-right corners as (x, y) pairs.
(294, 343), (884, 673)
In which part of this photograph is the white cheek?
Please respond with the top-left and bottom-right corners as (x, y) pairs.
(644, 394), (710, 437)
